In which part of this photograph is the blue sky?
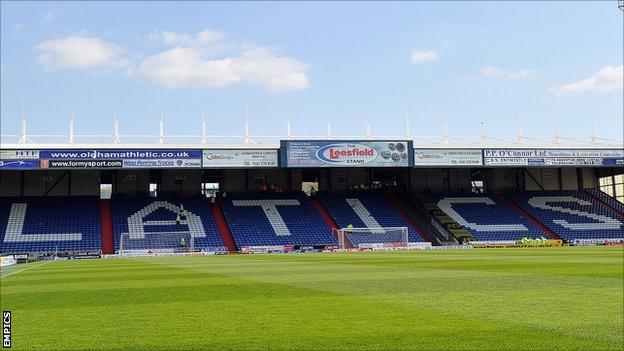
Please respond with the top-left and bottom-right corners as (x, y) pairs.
(1, 1), (622, 143)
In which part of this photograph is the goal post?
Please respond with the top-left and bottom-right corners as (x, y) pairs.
(118, 231), (195, 257)
(333, 227), (408, 250)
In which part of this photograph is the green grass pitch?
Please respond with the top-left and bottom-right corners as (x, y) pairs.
(1, 247), (623, 350)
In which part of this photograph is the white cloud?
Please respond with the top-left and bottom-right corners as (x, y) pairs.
(39, 9), (60, 24)
(136, 46), (309, 92)
(33, 29), (306, 93)
(459, 66), (538, 81)
(480, 66), (504, 78)
(150, 28), (225, 46)
(196, 29), (225, 44)
(410, 49), (438, 64)
(507, 69), (537, 79)
(34, 35), (129, 70)
(161, 31), (192, 45)
(549, 65), (623, 97)
(12, 22), (27, 37)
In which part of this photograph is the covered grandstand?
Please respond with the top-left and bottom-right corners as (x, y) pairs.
(1, 131), (622, 256)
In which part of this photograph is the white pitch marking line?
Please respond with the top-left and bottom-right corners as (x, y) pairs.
(0, 260), (51, 279)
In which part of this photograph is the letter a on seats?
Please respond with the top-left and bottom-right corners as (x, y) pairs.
(127, 201), (206, 239)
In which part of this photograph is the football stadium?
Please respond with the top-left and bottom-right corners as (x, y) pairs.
(1, 1), (623, 351)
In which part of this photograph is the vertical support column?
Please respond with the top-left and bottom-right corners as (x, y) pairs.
(113, 105), (121, 144)
(576, 168), (584, 190)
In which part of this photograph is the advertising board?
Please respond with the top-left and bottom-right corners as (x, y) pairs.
(0, 255), (16, 267)
(0, 150), (39, 159)
(36, 149), (202, 169)
(282, 140), (412, 167)
(413, 149), (483, 167)
(483, 149), (624, 167)
(122, 159), (201, 168)
(0, 160), (39, 169)
(202, 149), (278, 168)
(39, 149), (202, 159)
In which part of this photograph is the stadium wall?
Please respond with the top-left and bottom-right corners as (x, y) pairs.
(70, 171), (100, 196)
(560, 168), (580, 190)
(222, 170), (244, 193)
(0, 166), (607, 197)
(0, 170), (101, 196)
(408, 169), (472, 193)
(524, 168), (597, 191)
(485, 169), (519, 193)
(327, 169), (368, 192)
(160, 170), (202, 196)
(25, 170), (68, 196)
(448, 169), (472, 193)
(114, 170), (150, 196)
(0, 171), (21, 196)
(581, 168), (599, 189)
(220, 169), (295, 193)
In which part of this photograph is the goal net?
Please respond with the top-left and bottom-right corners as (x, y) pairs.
(119, 232), (195, 257)
(332, 227), (408, 250)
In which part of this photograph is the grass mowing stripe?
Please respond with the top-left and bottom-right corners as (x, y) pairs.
(131, 248), (624, 347)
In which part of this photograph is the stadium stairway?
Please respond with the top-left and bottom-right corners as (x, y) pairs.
(412, 195), (474, 243)
(309, 196), (339, 231)
(213, 199), (238, 252)
(390, 193), (461, 245)
(100, 199), (115, 254)
(499, 195), (562, 241)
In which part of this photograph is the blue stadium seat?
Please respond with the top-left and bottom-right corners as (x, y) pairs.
(317, 193), (424, 246)
(111, 197), (226, 252)
(587, 189), (624, 213)
(509, 191), (624, 242)
(220, 192), (336, 247)
(432, 194), (546, 242)
(0, 196), (101, 254)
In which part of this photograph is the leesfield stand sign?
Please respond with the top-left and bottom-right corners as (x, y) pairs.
(281, 140), (414, 168)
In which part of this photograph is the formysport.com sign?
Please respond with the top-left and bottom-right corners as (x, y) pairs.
(202, 149), (278, 168)
(282, 140), (412, 167)
(37, 159), (201, 169)
(483, 149), (624, 167)
(40, 160), (123, 168)
(413, 149), (483, 167)
(39, 149), (202, 159)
